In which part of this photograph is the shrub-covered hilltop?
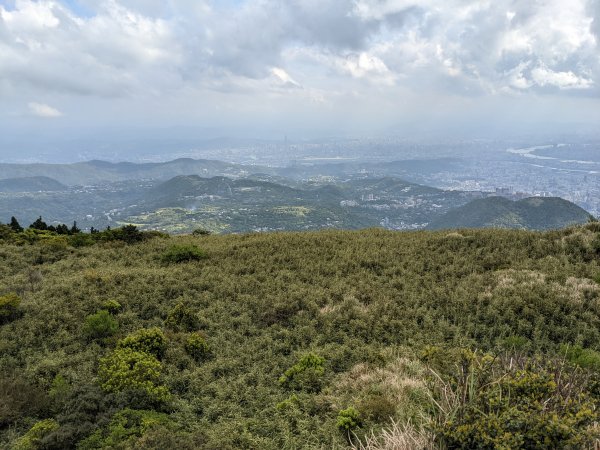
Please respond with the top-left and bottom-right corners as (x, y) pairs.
(3, 219), (600, 448)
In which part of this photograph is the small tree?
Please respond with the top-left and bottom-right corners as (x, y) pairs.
(9, 216), (23, 232)
(83, 310), (118, 340)
(70, 221), (81, 234)
(29, 216), (48, 231)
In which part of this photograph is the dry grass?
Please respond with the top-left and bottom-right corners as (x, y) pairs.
(351, 420), (438, 450)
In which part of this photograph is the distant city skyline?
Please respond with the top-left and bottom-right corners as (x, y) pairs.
(1, 0), (599, 160)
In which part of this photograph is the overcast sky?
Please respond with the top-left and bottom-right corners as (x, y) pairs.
(1, 0), (599, 158)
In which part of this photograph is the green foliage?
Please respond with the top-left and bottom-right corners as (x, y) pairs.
(101, 299), (122, 315)
(117, 327), (167, 359)
(0, 292), (21, 323)
(192, 228), (211, 236)
(0, 375), (48, 427)
(5, 227), (600, 448)
(98, 348), (170, 403)
(77, 408), (173, 450)
(165, 302), (199, 332)
(10, 216), (23, 232)
(184, 332), (210, 361)
(14, 419), (59, 450)
(161, 244), (207, 263)
(435, 354), (599, 449)
(561, 344), (600, 371)
(279, 353), (325, 392)
(337, 407), (362, 431)
(83, 310), (118, 340)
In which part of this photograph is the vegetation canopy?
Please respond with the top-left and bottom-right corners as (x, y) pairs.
(2, 224), (600, 448)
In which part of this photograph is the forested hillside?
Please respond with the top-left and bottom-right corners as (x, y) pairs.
(3, 223), (600, 448)
(428, 196), (592, 231)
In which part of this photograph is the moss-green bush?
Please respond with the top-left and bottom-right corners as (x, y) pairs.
(561, 344), (600, 371)
(184, 332), (210, 361)
(98, 348), (170, 403)
(0, 292), (21, 323)
(337, 407), (362, 432)
(436, 356), (598, 449)
(83, 310), (118, 340)
(117, 327), (167, 359)
(279, 353), (325, 392)
(161, 245), (207, 263)
(165, 302), (199, 332)
(101, 299), (122, 315)
(77, 408), (173, 450)
(14, 419), (59, 450)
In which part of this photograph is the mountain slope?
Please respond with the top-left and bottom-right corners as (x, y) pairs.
(2, 226), (600, 448)
(427, 196), (592, 230)
(0, 176), (67, 192)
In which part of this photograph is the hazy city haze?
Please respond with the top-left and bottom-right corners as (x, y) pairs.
(1, 0), (599, 161)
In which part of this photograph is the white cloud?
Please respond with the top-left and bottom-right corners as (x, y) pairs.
(28, 102), (63, 117)
(531, 66), (594, 89)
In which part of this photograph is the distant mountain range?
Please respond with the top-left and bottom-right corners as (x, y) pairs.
(0, 157), (464, 186)
(427, 196), (592, 230)
(0, 176), (67, 192)
(0, 158), (592, 233)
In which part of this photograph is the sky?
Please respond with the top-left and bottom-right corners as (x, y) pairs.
(0, 0), (599, 160)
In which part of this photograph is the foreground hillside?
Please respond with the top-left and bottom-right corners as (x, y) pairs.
(3, 225), (600, 448)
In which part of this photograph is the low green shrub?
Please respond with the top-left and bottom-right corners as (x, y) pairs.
(161, 245), (207, 263)
(165, 302), (199, 332)
(77, 408), (173, 450)
(279, 353), (325, 392)
(561, 344), (600, 371)
(337, 407), (362, 431)
(98, 348), (170, 403)
(83, 310), (118, 340)
(0, 293), (21, 323)
(14, 419), (59, 450)
(435, 354), (599, 448)
(101, 299), (122, 315)
(117, 327), (167, 359)
(185, 332), (210, 361)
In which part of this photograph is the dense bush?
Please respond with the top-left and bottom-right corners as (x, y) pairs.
(14, 419), (59, 450)
(165, 302), (199, 332)
(0, 292), (21, 323)
(279, 353), (326, 392)
(83, 310), (119, 340)
(101, 299), (122, 315)
(161, 244), (207, 263)
(337, 406), (362, 432)
(77, 408), (173, 449)
(185, 332), (210, 361)
(117, 327), (167, 359)
(98, 348), (170, 403)
(432, 352), (599, 449)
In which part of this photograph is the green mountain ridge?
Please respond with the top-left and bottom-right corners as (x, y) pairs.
(427, 196), (592, 230)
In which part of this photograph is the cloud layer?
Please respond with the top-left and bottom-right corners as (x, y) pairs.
(0, 0), (599, 134)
